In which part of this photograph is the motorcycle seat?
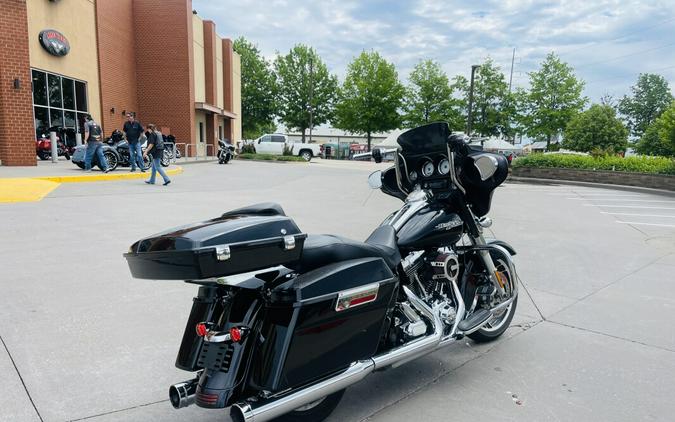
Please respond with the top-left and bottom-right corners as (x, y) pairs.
(222, 202), (286, 217)
(292, 225), (400, 273)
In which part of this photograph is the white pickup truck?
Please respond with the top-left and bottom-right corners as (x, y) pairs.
(251, 133), (321, 161)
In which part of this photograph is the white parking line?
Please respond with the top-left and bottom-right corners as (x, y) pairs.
(617, 221), (675, 228)
(601, 212), (675, 218)
(584, 205), (675, 210)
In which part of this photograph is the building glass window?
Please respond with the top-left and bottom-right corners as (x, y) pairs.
(31, 69), (88, 139)
(199, 122), (204, 143)
(32, 70), (47, 106)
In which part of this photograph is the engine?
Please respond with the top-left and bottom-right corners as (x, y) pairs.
(384, 249), (463, 346)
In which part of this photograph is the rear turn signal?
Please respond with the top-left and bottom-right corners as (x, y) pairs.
(230, 327), (242, 342)
(195, 323), (208, 337)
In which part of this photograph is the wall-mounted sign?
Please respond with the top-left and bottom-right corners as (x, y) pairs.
(38, 29), (70, 56)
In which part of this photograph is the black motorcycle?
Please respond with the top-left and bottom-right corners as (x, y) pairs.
(218, 139), (235, 164)
(124, 122), (517, 422)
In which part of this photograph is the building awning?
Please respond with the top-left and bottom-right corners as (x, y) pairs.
(195, 102), (237, 119)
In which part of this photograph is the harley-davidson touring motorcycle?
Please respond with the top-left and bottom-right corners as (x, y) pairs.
(124, 122), (517, 422)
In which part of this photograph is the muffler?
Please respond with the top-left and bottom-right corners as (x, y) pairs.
(230, 286), (444, 422)
(169, 377), (198, 409)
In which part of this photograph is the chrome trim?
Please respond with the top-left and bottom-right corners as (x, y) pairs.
(215, 245), (231, 261)
(335, 282), (379, 312)
(389, 189), (431, 232)
(473, 154), (499, 181)
(204, 330), (231, 343)
(283, 235), (296, 250)
(169, 377), (199, 409)
(448, 278), (466, 338)
(447, 144), (466, 194)
(477, 216), (492, 228)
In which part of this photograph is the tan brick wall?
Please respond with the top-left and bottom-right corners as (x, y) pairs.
(133, 0), (195, 152)
(96, 0), (138, 135)
(0, 0), (36, 166)
(203, 20), (217, 106)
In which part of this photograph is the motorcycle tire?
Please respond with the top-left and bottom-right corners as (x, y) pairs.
(273, 389), (345, 422)
(103, 151), (119, 171)
(467, 254), (518, 343)
(224, 154), (231, 164)
(143, 155), (152, 170)
(37, 151), (50, 161)
(64, 152), (71, 160)
(161, 150), (170, 167)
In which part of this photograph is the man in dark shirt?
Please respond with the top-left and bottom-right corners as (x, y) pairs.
(143, 123), (171, 186)
(123, 113), (145, 172)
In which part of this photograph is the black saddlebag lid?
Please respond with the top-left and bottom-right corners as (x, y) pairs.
(124, 212), (305, 280)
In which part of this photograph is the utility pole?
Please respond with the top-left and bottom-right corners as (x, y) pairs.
(467, 64), (480, 136)
(509, 48), (515, 93)
(508, 48), (516, 144)
(308, 57), (314, 144)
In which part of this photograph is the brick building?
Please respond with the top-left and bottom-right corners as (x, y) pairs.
(0, 0), (241, 166)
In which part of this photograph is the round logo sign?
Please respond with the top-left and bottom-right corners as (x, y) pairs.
(39, 29), (70, 56)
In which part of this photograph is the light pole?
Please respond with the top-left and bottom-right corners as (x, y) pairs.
(466, 64), (480, 137)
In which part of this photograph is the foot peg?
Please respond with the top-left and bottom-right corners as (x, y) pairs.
(457, 308), (491, 334)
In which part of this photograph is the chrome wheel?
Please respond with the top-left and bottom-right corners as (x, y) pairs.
(300, 151), (312, 161)
(480, 258), (515, 333)
(103, 151), (118, 171)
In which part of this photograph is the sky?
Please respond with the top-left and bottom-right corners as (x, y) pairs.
(193, 0), (675, 104)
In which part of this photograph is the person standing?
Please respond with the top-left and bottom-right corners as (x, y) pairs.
(83, 115), (109, 172)
(123, 112), (145, 172)
(143, 124), (171, 186)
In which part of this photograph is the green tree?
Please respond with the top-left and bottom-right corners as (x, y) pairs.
(635, 101), (675, 157)
(233, 37), (278, 139)
(563, 104), (628, 153)
(402, 60), (463, 130)
(274, 44), (338, 142)
(334, 51), (405, 150)
(618, 73), (673, 138)
(523, 53), (587, 148)
(470, 58), (511, 137)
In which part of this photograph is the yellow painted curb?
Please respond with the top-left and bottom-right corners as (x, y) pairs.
(35, 166), (184, 183)
(0, 178), (61, 203)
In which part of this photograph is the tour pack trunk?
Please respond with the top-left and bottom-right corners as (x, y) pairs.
(123, 206), (306, 280)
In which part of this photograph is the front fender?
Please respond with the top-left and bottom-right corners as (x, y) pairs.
(486, 239), (516, 256)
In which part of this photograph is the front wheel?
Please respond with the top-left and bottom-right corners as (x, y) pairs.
(161, 150), (170, 167)
(103, 151), (118, 171)
(37, 151), (50, 160)
(467, 256), (518, 343)
(273, 389), (345, 422)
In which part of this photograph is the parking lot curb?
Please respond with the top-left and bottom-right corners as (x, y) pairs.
(508, 176), (675, 198)
(33, 166), (184, 183)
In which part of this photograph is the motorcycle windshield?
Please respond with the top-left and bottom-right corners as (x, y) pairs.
(397, 122), (450, 154)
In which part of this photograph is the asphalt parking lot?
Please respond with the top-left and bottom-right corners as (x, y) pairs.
(1, 159), (674, 422)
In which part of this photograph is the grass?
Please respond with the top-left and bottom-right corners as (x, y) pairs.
(513, 153), (675, 175)
(237, 153), (306, 162)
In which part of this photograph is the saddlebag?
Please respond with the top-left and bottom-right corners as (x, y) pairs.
(250, 257), (397, 392)
(124, 208), (306, 280)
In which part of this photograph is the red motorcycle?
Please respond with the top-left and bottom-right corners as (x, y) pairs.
(35, 127), (77, 160)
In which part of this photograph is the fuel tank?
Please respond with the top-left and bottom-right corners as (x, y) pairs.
(396, 203), (464, 250)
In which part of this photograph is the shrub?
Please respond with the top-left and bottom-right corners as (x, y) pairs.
(240, 143), (256, 154)
(282, 144), (295, 156)
(237, 153), (305, 162)
(513, 153), (675, 175)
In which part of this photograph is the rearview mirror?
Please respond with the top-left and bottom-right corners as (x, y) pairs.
(372, 149), (382, 163)
(368, 171), (382, 189)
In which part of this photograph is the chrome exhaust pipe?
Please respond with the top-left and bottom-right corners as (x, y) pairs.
(169, 377), (198, 409)
(230, 286), (444, 422)
(230, 360), (375, 422)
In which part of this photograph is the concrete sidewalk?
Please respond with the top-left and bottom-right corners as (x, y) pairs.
(0, 159), (183, 202)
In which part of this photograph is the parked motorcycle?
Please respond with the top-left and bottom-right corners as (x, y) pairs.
(163, 134), (182, 160)
(124, 122), (517, 422)
(218, 139), (235, 164)
(36, 135), (70, 161)
(72, 131), (151, 171)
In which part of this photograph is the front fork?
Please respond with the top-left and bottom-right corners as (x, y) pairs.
(472, 235), (507, 296)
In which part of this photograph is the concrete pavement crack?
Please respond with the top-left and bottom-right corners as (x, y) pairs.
(547, 252), (670, 320)
(67, 399), (168, 421)
(359, 320), (544, 422)
(0, 334), (44, 422)
(546, 320), (675, 353)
